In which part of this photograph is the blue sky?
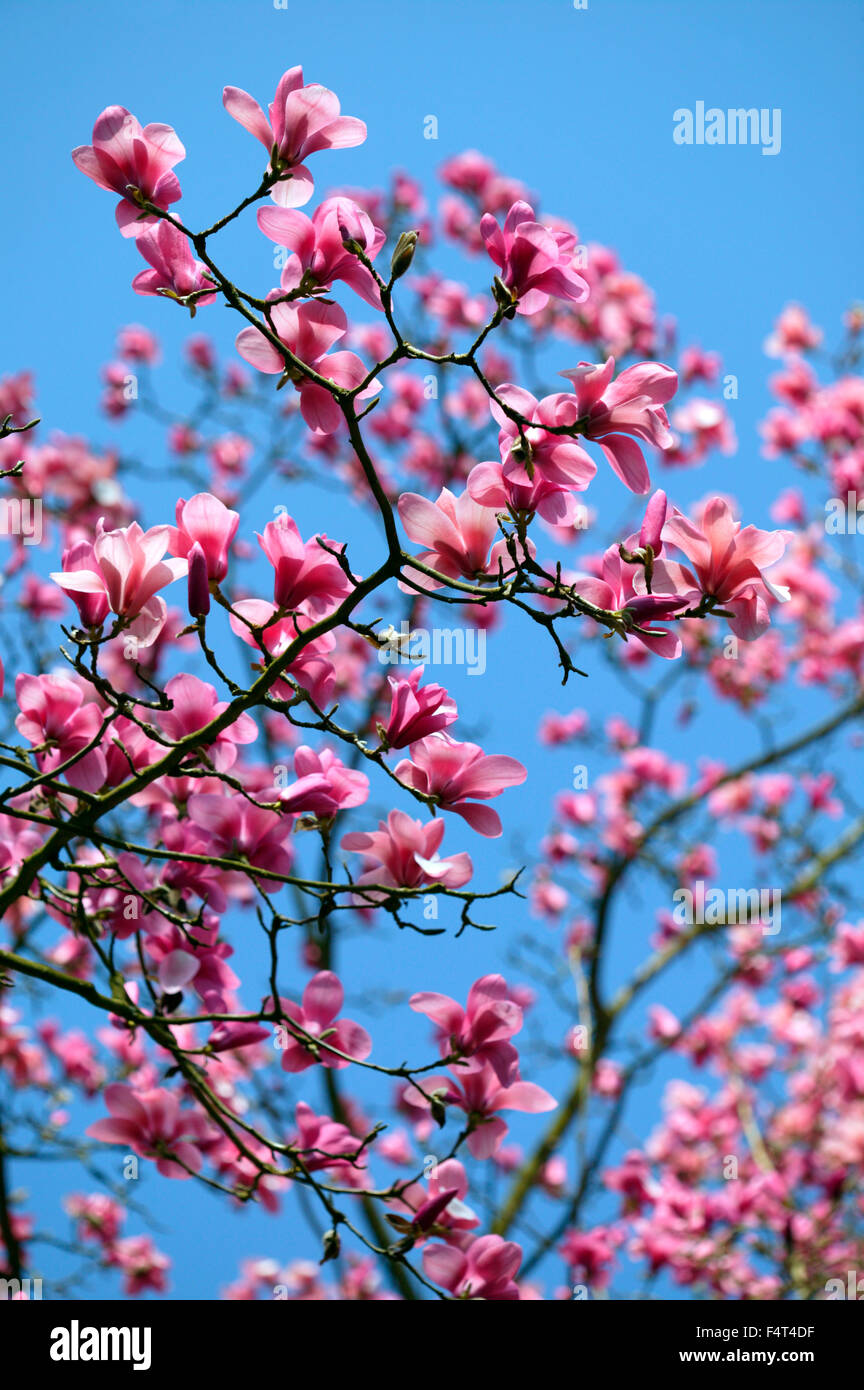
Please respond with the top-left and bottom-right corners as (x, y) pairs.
(2, 0), (862, 1299)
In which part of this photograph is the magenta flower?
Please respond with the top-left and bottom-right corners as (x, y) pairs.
(168, 492), (239, 584)
(234, 299), (379, 434)
(85, 1083), (210, 1179)
(651, 497), (792, 640)
(416, 1063), (556, 1159)
(223, 66), (366, 208)
(187, 793), (293, 889)
(229, 599), (338, 710)
(15, 673), (107, 793)
(397, 486), (531, 591)
(395, 733), (527, 837)
(258, 513), (353, 616)
(341, 810), (473, 892)
(257, 196), (385, 308)
(157, 674), (257, 772)
(380, 666), (457, 750)
(131, 221), (216, 310)
(50, 520), (188, 648)
(273, 970), (372, 1072)
(489, 386), (597, 492)
(279, 745), (369, 820)
(467, 459), (585, 527)
(558, 356), (678, 494)
(481, 200), (588, 315)
(423, 1233), (523, 1300)
(410, 974), (524, 1082)
(571, 544), (688, 659)
(291, 1102), (368, 1186)
(72, 106), (185, 237)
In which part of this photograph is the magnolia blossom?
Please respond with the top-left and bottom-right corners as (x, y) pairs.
(156, 674), (257, 771)
(131, 221), (216, 308)
(50, 520), (187, 648)
(86, 1084), (211, 1179)
(279, 745), (368, 819)
(229, 599), (338, 709)
(413, 1063), (556, 1159)
(380, 666), (457, 749)
(234, 299), (379, 433)
(273, 971), (372, 1072)
(423, 1234), (523, 1300)
(650, 497), (792, 640)
(15, 673), (107, 792)
(341, 810), (473, 892)
(223, 66), (366, 207)
(467, 458), (585, 527)
(557, 356), (678, 494)
(187, 793), (293, 889)
(570, 545), (689, 659)
(481, 200), (588, 314)
(72, 106), (185, 236)
(398, 486), (533, 590)
(257, 196), (384, 307)
(257, 514), (352, 615)
(489, 386), (597, 494)
(410, 974), (523, 1082)
(168, 493), (239, 583)
(394, 733), (527, 837)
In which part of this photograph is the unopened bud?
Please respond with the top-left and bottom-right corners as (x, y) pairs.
(187, 541), (210, 618)
(390, 230), (419, 281)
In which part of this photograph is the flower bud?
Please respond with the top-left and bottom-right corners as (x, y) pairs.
(187, 541), (210, 617)
(390, 230), (419, 281)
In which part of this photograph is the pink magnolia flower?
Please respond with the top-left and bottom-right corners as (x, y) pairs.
(417, 1063), (556, 1159)
(481, 200), (588, 315)
(341, 810), (473, 892)
(85, 1083), (210, 1179)
(651, 497), (793, 640)
(395, 733), (527, 837)
(72, 106), (185, 237)
(423, 1234), (523, 1300)
(234, 299), (379, 433)
(410, 974), (523, 1082)
(258, 513), (352, 615)
(168, 492), (239, 583)
(131, 220), (216, 309)
(273, 970), (372, 1072)
(291, 1102), (367, 1185)
(397, 486), (532, 590)
(558, 356), (679, 493)
(223, 66), (366, 208)
(50, 520), (187, 648)
(279, 745), (368, 819)
(467, 458), (585, 527)
(229, 599), (338, 710)
(489, 386), (597, 493)
(380, 666), (457, 749)
(15, 674), (107, 792)
(187, 793), (293, 890)
(257, 196), (384, 307)
(157, 674), (257, 771)
(107, 1236), (171, 1296)
(570, 545), (689, 659)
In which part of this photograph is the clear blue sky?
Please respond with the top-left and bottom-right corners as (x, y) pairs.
(2, 0), (862, 1299)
